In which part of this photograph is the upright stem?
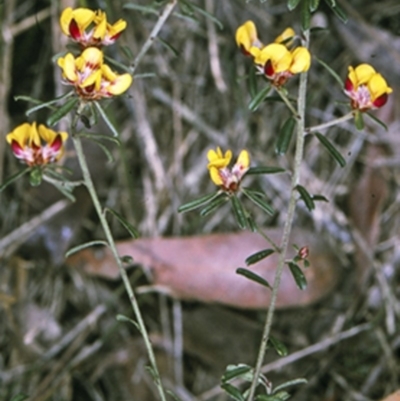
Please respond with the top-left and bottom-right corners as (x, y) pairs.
(72, 122), (167, 401)
(247, 29), (310, 401)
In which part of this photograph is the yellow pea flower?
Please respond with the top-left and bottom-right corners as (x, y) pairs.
(57, 47), (132, 100)
(235, 20), (263, 56)
(344, 64), (392, 111)
(207, 148), (250, 192)
(60, 7), (127, 47)
(6, 122), (68, 167)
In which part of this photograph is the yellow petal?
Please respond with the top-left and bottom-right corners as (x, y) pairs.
(58, 53), (78, 82)
(108, 73), (133, 95)
(37, 124), (57, 144)
(29, 122), (41, 147)
(93, 10), (107, 40)
(81, 69), (102, 90)
(81, 47), (103, 67)
(108, 19), (127, 37)
(209, 166), (223, 186)
(235, 20), (261, 51)
(71, 8), (95, 30)
(368, 73), (392, 100)
(60, 7), (73, 36)
(6, 122), (32, 146)
(349, 64), (375, 88)
(255, 43), (291, 72)
(290, 47), (311, 74)
(237, 150), (250, 169)
(274, 27), (295, 46)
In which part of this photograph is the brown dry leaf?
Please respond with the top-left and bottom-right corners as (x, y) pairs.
(67, 228), (339, 309)
(380, 390), (400, 401)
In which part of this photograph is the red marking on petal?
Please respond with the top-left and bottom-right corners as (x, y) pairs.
(240, 45), (251, 57)
(344, 77), (353, 92)
(373, 93), (388, 108)
(264, 60), (274, 77)
(110, 32), (122, 42)
(69, 19), (82, 40)
(50, 134), (63, 152)
(10, 140), (24, 157)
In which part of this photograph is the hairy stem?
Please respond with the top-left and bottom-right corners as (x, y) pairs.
(306, 111), (354, 133)
(130, 0), (178, 74)
(71, 115), (167, 401)
(247, 29), (310, 401)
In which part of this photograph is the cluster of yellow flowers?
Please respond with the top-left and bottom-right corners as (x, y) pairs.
(57, 7), (132, 100)
(7, 8), (132, 168)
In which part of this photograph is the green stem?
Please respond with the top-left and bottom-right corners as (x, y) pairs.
(306, 111), (354, 133)
(71, 113), (167, 401)
(247, 29), (310, 401)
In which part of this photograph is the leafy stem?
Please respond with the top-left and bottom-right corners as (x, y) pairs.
(247, 28), (311, 401)
(71, 105), (168, 401)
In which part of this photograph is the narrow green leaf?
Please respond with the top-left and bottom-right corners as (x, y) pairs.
(366, 112), (388, 131)
(247, 215), (258, 232)
(312, 194), (329, 202)
(29, 168), (43, 186)
(301, 0), (312, 30)
(65, 240), (108, 258)
(326, 0), (347, 23)
(246, 166), (286, 175)
(0, 168), (30, 192)
(14, 95), (42, 105)
(273, 378), (307, 393)
(354, 110), (365, 130)
(231, 195), (248, 229)
(200, 194), (229, 216)
(104, 55), (132, 74)
(288, 262), (307, 290)
(51, 181), (76, 202)
(314, 56), (344, 87)
(221, 383), (245, 401)
(222, 364), (253, 383)
(242, 189), (275, 216)
(315, 132), (346, 167)
(179, 0), (195, 16)
(78, 132), (121, 145)
(295, 184), (315, 211)
(120, 45), (134, 62)
(10, 394), (29, 401)
(245, 249), (275, 266)
(269, 335), (288, 356)
(276, 117), (296, 155)
(25, 91), (74, 116)
(94, 101), (120, 137)
(190, 3), (224, 30)
(156, 36), (180, 57)
(123, 3), (159, 15)
(178, 192), (221, 213)
(166, 390), (184, 401)
(256, 391), (291, 401)
(236, 268), (272, 290)
(105, 208), (140, 239)
(249, 85), (272, 112)
(309, 0), (320, 12)
(287, 0), (302, 11)
(116, 314), (141, 332)
(46, 97), (79, 126)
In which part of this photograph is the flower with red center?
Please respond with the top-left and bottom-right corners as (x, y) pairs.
(6, 122), (68, 167)
(60, 7), (127, 47)
(57, 47), (132, 100)
(344, 64), (392, 111)
(207, 147), (250, 193)
(253, 43), (310, 86)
